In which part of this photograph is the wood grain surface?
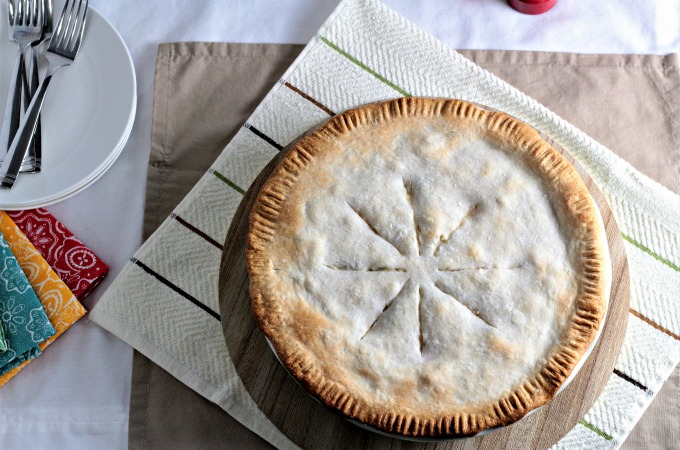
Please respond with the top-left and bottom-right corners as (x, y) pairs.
(218, 134), (630, 449)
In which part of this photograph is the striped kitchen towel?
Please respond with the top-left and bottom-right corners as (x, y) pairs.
(90, 0), (679, 448)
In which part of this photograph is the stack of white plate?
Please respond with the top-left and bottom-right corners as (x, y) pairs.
(0, 3), (136, 210)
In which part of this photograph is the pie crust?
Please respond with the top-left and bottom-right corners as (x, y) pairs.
(246, 98), (606, 438)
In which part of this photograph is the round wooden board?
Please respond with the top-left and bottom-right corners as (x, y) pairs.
(218, 136), (630, 449)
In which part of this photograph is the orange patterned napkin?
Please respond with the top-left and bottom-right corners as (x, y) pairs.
(0, 211), (87, 388)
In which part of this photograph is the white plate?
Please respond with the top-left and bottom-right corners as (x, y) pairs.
(0, 2), (136, 209)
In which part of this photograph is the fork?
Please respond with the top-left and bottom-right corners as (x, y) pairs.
(0, 0), (88, 188)
(23, 0), (53, 173)
(0, 0), (44, 167)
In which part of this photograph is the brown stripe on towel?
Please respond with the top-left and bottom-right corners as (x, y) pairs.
(630, 308), (680, 341)
(171, 213), (224, 251)
(282, 81), (335, 116)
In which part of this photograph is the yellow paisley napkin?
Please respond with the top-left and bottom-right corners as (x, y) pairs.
(0, 211), (87, 388)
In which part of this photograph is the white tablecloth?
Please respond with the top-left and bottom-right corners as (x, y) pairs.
(0, 1), (677, 448)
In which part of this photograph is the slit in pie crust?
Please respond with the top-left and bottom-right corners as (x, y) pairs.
(247, 98), (606, 438)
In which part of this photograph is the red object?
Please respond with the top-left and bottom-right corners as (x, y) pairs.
(508, 0), (558, 15)
(7, 208), (109, 303)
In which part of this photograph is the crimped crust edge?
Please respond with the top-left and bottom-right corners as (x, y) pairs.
(246, 97), (606, 438)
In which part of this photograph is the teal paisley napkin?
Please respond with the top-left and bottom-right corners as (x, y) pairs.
(0, 233), (55, 375)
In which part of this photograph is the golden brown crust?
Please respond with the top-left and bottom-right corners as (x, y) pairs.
(246, 98), (606, 438)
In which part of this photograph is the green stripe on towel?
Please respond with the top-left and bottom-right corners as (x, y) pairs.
(621, 233), (679, 272)
(210, 169), (246, 195)
(579, 419), (613, 441)
(319, 36), (411, 97)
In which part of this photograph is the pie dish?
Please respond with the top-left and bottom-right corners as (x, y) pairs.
(246, 98), (607, 438)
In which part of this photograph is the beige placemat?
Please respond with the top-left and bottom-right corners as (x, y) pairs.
(130, 43), (304, 450)
(130, 42), (678, 449)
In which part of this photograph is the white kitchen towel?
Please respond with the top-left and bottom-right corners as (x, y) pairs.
(90, 0), (679, 448)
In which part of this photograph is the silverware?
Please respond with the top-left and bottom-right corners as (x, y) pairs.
(0, 1), (21, 157)
(0, 0), (43, 169)
(0, 0), (88, 189)
(23, 0), (53, 173)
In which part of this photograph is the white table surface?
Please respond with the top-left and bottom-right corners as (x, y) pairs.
(0, 1), (677, 448)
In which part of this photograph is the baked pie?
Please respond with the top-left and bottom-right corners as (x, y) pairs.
(247, 98), (606, 438)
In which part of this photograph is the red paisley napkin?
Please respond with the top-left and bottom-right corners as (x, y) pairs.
(6, 209), (109, 303)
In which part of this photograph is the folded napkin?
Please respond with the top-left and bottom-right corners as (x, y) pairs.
(0, 233), (55, 375)
(6, 208), (109, 302)
(91, 0), (679, 448)
(0, 211), (87, 388)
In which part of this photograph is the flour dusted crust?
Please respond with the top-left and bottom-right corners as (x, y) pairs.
(247, 98), (606, 438)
